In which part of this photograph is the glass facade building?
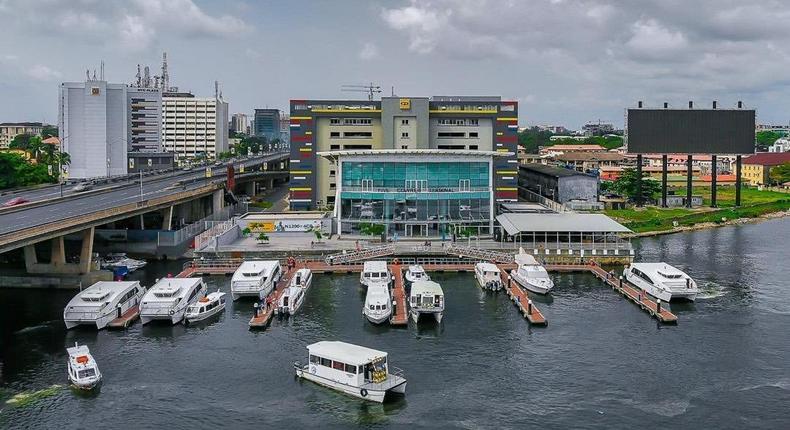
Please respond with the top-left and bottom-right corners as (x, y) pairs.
(328, 151), (502, 237)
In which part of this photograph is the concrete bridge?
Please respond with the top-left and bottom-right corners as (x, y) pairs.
(0, 152), (289, 281)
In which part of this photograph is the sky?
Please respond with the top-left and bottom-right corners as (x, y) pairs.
(0, 0), (789, 129)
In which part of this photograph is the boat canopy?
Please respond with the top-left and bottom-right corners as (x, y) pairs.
(407, 265), (426, 274)
(236, 260), (278, 277)
(631, 263), (688, 279)
(515, 252), (539, 266)
(410, 280), (443, 296)
(476, 262), (500, 273)
(363, 261), (388, 274)
(307, 341), (387, 366)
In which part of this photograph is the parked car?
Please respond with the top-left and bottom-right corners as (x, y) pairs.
(73, 182), (92, 192)
(2, 197), (29, 207)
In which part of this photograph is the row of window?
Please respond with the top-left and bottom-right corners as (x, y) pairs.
(330, 118), (373, 125)
(436, 118), (479, 126)
(437, 131), (479, 139)
(309, 355), (360, 374)
(329, 131), (373, 139)
(329, 144), (372, 150)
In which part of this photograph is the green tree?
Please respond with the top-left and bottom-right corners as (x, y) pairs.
(769, 162), (790, 185)
(518, 127), (554, 154)
(41, 125), (58, 138)
(608, 167), (660, 202)
(755, 131), (784, 151)
(358, 222), (385, 236)
(9, 133), (34, 152)
(0, 152), (51, 189)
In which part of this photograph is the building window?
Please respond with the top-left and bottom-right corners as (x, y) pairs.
(469, 145), (478, 150)
(401, 132), (409, 139)
(329, 170), (336, 177)
(330, 131), (340, 138)
(330, 118), (341, 125)
(438, 132), (465, 138)
(330, 144), (340, 150)
(401, 145), (409, 149)
(469, 132), (478, 138)
(330, 183), (336, 190)
(343, 131), (372, 139)
(343, 144), (372, 150)
(401, 119), (409, 125)
(500, 104), (515, 112)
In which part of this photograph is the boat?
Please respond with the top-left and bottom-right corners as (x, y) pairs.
(139, 277), (207, 325)
(294, 341), (406, 403)
(63, 281), (146, 330)
(404, 265), (430, 286)
(474, 263), (503, 291)
(510, 249), (554, 294)
(360, 260), (391, 288)
(409, 280), (444, 323)
(100, 253), (147, 272)
(184, 291), (226, 323)
(623, 262), (699, 302)
(66, 343), (102, 390)
(363, 284), (392, 324)
(278, 268), (312, 316)
(230, 260), (282, 301)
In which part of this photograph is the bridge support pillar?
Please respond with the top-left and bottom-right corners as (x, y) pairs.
(139, 214), (145, 230)
(162, 205), (173, 230)
(78, 227), (95, 274)
(246, 181), (256, 197)
(265, 178), (274, 191)
(23, 227), (95, 275)
(51, 236), (67, 268)
(212, 189), (224, 213)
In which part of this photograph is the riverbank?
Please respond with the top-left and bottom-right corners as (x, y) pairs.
(625, 207), (790, 237)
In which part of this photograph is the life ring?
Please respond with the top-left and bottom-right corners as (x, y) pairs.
(310, 366), (317, 374)
(169, 309), (175, 315)
(360, 388), (368, 397)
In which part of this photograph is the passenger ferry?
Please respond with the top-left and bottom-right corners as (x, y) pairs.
(404, 265), (430, 286)
(623, 262), (699, 302)
(140, 278), (206, 325)
(360, 261), (391, 288)
(409, 280), (444, 323)
(63, 281), (146, 330)
(294, 341), (407, 403)
(66, 343), (102, 390)
(510, 250), (554, 294)
(474, 263), (503, 291)
(184, 291), (226, 324)
(363, 284), (392, 324)
(230, 260), (282, 301)
(278, 268), (313, 316)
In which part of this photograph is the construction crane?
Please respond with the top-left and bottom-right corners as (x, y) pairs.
(341, 83), (382, 101)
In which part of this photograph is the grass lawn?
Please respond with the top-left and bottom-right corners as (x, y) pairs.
(604, 186), (790, 233)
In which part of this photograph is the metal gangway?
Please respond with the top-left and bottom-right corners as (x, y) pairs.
(444, 244), (515, 264)
(325, 244), (396, 265)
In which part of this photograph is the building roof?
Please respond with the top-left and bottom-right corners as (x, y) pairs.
(42, 136), (60, 145)
(496, 213), (631, 235)
(519, 163), (593, 178)
(318, 149), (512, 158)
(0, 122), (44, 127)
(544, 144), (606, 151)
(742, 152), (790, 166)
(555, 152), (627, 162)
(307, 341), (387, 366)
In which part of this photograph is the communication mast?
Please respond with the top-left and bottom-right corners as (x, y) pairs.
(161, 52), (170, 92)
(341, 82), (382, 101)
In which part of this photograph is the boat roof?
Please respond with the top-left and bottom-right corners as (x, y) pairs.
(66, 344), (90, 357)
(407, 265), (426, 273)
(476, 262), (500, 272)
(67, 281), (140, 307)
(515, 252), (539, 266)
(411, 280), (443, 295)
(366, 284), (390, 299)
(363, 261), (388, 272)
(630, 262), (688, 276)
(307, 341), (387, 366)
(144, 278), (202, 301)
(235, 260), (279, 276)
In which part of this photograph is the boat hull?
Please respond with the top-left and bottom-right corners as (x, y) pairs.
(140, 309), (185, 325)
(624, 273), (697, 302)
(364, 310), (391, 325)
(295, 367), (405, 403)
(410, 309), (443, 324)
(511, 271), (553, 294)
(185, 303), (225, 323)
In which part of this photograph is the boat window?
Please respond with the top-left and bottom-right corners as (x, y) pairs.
(310, 355), (320, 364)
(78, 368), (96, 378)
(332, 361), (345, 371)
(657, 270), (682, 279)
(345, 364), (356, 374)
(320, 357), (332, 367)
(369, 305), (374, 310)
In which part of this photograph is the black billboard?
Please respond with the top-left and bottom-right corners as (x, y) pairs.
(627, 109), (755, 154)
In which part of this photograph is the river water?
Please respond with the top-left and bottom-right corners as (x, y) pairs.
(1, 218), (788, 429)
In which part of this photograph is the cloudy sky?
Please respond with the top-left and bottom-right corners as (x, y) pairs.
(1, 0), (788, 129)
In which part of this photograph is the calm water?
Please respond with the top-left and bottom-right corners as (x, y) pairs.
(1, 218), (789, 429)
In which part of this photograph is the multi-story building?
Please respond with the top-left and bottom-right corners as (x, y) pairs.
(127, 87), (162, 152)
(0, 122), (45, 149)
(769, 137), (790, 153)
(582, 121), (614, 136)
(279, 113), (290, 149)
(162, 92), (229, 160)
(740, 152), (790, 185)
(230, 113), (248, 135)
(253, 108), (281, 142)
(59, 80), (129, 178)
(289, 96), (519, 237)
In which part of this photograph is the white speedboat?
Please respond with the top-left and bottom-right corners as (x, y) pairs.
(623, 262), (699, 302)
(63, 281), (146, 330)
(409, 280), (444, 323)
(184, 291), (226, 324)
(474, 263), (503, 291)
(363, 284), (392, 324)
(294, 341), (406, 403)
(231, 260), (282, 301)
(278, 268), (312, 316)
(404, 265), (430, 285)
(100, 253), (147, 272)
(140, 277), (207, 325)
(66, 343), (102, 390)
(360, 261), (391, 288)
(510, 250), (554, 294)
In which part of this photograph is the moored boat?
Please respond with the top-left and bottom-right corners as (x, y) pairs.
(623, 262), (698, 302)
(278, 268), (312, 316)
(409, 280), (444, 323)
(363, 284), (392, 324)
(100, 253), (147, 272)
(294, 341), (407, 403)
(140, 277), (207, 325)
(404, 265), (430, 285)
(184, 291), (226, 323)
(66, 343), (102, 390)
(474, 263), (503, 291)
(360, 261), (391, 288)
(510, 249), (554, 294)
(230, 260), (282, 301)
(63, 281), (146, 330)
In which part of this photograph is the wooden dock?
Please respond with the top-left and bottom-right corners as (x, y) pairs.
(498, 265), (548, 326)
(388, 264), (408, 326)
(547, 264), (678, 324)
(107, 305), (140, 329)
(248, 265), (299, 329)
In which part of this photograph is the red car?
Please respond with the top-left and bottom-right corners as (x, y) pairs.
(2, 197), (29, 207)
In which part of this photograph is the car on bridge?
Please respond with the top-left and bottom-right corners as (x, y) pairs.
(2, 197), (29, 207)
(73, 182), (93, 192)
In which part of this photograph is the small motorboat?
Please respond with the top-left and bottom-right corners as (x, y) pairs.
(184, 290), (226, 323)
(474, 263), (503, 291)
(510, 249), (554, 294)
(100, 253), (147, 272)
(623, 262), (699, 302)
(404, 265), (430, 286)
(66, 343), (102, 390)
(278, 268), (312, 316)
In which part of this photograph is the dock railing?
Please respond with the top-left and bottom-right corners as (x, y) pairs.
(444, 244), (515, 264)
(325, 244), (396, 265)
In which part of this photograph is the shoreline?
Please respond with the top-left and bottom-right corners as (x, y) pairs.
(626, 209), (790, 238)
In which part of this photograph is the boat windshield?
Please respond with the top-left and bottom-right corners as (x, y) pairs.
(78, 368), (96, 378)
(657, 270), (683, 279)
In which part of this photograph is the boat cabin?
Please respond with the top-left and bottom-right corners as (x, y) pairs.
(362, 261), (390, 283)
(232, 261), (281, 285)
(306, 341), (389, 387)
(475, 263), (500, 277)
(187, 293), (225, 315)
(410, 280), (444, 309)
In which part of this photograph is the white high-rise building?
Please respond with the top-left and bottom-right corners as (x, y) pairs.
(230, 113), (248, 134)
(161, 92), (228, 160)
(59, 79), (129, 179)
(127, 87), (162, 152)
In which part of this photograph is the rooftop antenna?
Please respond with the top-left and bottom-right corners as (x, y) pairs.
(92, 69), (97, 80)
(154, 76), (160, 89)
(161, 52), (169, 91)
(86, 69), (90, 80)
(143, 66), (151, 88)
(341, 82), (382, 101)
(135, 64), (141, 87)
(215, 80), (219, 98)
(100, 61), (104, 80)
